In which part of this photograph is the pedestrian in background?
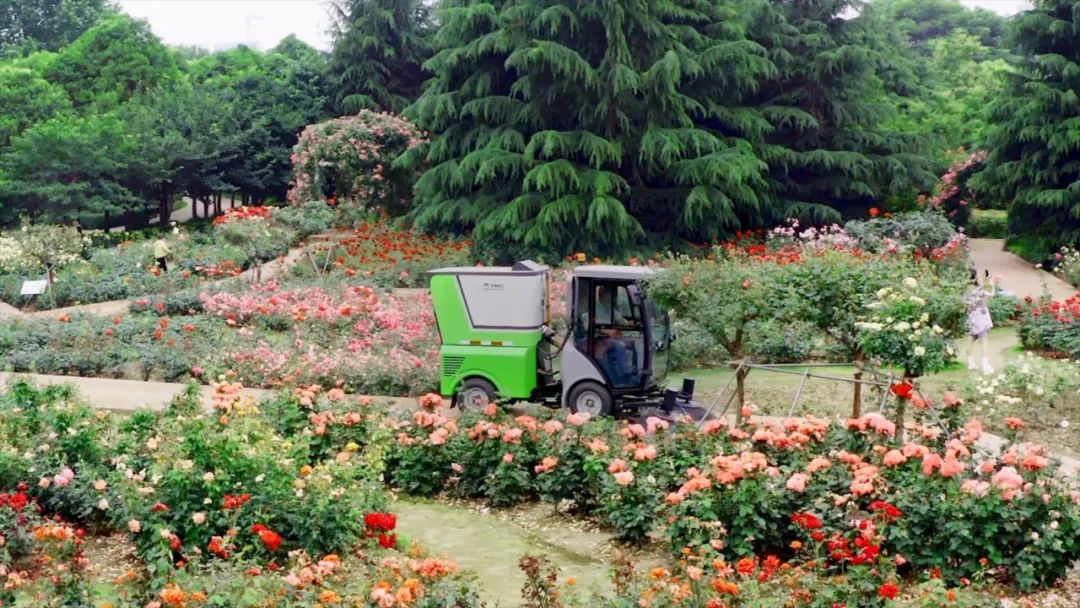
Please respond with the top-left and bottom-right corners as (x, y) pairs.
(153, 237), (171, 272)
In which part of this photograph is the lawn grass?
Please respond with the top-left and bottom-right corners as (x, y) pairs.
(674, 328), (1080, 459)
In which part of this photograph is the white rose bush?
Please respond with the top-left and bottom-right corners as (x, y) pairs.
(856, 273), (967, 378)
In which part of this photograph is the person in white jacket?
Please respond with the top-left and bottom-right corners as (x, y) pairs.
(964, 268), (1000, 373)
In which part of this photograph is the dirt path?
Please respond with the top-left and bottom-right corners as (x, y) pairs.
(969, 238), (1076, 301)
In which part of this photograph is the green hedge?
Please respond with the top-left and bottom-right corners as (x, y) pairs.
(966, 209), (1008, 238)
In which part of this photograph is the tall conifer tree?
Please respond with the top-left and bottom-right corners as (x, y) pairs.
(327, 0), (433, 114)
(749, 1), (934, 217)
(408, 0), (775, 259)
(980, 0), (1080, 253)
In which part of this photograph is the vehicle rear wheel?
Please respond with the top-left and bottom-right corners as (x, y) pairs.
(458, 378), (498, 409)
(567, 381), (613, 417)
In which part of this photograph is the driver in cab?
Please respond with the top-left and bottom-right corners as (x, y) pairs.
(592, 285), (634, 384)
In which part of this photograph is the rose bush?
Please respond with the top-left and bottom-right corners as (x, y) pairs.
(1052, 245), (1080, 289)
(0, 277), (441, 393)
(856, 273), (967, 378)
(0, 378), (1076, 605)
(384, 393), (1080, 590)
(288, 219), (472, 289)
(0, 209), (306, 310)
(1016, 294), (1080, 358)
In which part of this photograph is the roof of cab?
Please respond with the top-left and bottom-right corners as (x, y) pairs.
(426, 260), (549, 277)
(573, 265), (658, 280)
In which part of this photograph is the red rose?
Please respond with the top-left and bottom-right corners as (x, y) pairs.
(869, 207), (880, 218)
(258, 529), (282, 552)
(890, 382), (913, 400)
(791, 512), (822, 530)
(151, 503), (169, 513)
(878, 582), (899, 599)
(378, 533), (397, 549)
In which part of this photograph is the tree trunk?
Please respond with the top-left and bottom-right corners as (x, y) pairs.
(215, 192), (222, 215)
(191, 198), (199, 220)
(852, 352), (865, 418)
(158, 191), (171, 226)
(735, 366), (747, 424)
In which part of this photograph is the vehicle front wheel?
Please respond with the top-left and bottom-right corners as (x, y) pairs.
(566, 381), (613, 417)
(458, 377), (498, 409)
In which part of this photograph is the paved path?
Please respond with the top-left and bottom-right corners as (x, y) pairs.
(969, 238), (1076, 301)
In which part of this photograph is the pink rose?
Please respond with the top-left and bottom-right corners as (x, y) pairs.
(566, 412), (591, 426)
(883, 450), (907, 467)
(613, 471), (634, 486)
(786, 473), (809, 493)
(502, 452), (514, 464)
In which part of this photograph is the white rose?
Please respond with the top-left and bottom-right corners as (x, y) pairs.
(203, 472), (215, 482)
(903, 277), (918, 288)
(97, 498), (110, 510)
(914, 346), (926, 357)
(192, 512), (206, 525)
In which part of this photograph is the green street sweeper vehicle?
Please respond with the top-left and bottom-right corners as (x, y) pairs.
(427, 261), (699, 417)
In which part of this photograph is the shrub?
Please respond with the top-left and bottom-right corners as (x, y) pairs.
(270, 200), (336, 239)
(987, 292), (1023, 325)
(214, 206), (296, 264)
(845, 211), (962, 259)
(967, 209), (1008, 239)
(669, 317), (726, 370)
(745, 319), (816, 363)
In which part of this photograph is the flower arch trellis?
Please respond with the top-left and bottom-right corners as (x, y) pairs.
(288, 110), (426, 214)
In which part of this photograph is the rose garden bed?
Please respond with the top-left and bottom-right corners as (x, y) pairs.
(0, 377), (1076, 607)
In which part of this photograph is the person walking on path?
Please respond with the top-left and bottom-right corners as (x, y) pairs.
(965, 268), (999, 373)
(153, 238), (171, 273)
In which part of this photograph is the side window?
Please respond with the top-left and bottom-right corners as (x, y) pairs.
(593, 284), (613, 325)
(615, 286), (633, 323)
(574, 280), (591, 339)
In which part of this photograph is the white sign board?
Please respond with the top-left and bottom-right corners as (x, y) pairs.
(20, 280), (47, 296)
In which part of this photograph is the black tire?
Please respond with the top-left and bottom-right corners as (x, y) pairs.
(458, 377), (498, 409)
(567, 381), (613, 417)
